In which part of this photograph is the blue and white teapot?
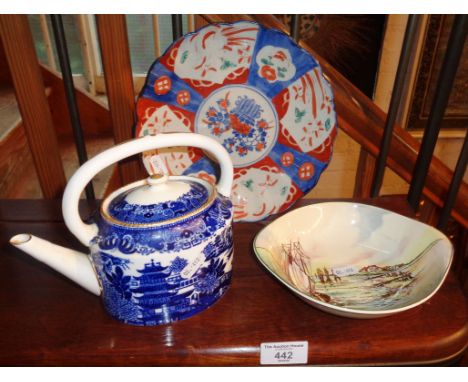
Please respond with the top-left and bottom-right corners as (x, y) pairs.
(10, 133), (234, 326)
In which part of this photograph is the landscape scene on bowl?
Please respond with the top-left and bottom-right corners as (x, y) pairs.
(275, 238), (443, 311)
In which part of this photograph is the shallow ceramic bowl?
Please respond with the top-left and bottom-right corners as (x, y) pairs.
(253, 202), (453, 318)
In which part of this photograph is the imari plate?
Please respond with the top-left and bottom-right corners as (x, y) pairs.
(135, 21), (338, 221)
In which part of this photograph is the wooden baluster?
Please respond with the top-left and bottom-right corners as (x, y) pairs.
(195, 15), (209, 29)
(0, 15), (66, 198)
(96, 15), (145, 185)
(353, 149), (376, 198)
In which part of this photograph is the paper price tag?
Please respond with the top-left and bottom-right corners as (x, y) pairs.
(260, 341), (308, 365)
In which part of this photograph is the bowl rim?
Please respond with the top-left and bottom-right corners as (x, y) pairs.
(253, 201), (454, 316)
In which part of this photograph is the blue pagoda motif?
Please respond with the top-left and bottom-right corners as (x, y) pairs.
(131, 259), (195, 325)
(94, 224), (233, 326)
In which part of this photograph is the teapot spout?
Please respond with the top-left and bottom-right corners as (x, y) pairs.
(10, 234), (101, 296)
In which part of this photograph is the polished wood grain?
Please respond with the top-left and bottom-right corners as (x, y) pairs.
(194, 15), (209, 29)
(41, 67), (113, 139)
(0, 120), (36, 198)
(0, 86), (20, 138)
(353, 149), (376, 198)
(0, 32), (12, 87)
(0, 198), (467, 366)
(95, 15), (145, 185)
(102, 164), (124, 199)
(0, 15), (66, 199)
(202, 15), (468, 228)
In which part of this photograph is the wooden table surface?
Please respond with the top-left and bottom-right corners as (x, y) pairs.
(1, 198), (467, 366)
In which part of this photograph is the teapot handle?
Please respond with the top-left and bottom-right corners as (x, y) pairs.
(62, 133), (234, 246)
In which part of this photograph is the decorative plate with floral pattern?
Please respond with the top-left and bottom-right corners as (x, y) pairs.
(135, 21), (337, 221)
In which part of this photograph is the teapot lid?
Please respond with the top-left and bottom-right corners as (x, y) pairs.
(101, 174), (214, 227)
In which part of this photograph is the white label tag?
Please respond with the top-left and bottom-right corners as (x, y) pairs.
(333, 265), (359, 277)
(260, 341), (308, 365)
(180, 252), (205, 279)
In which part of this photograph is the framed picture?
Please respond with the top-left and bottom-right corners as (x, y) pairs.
(406, 15), (468, 135)
(278, 15), (386, 98)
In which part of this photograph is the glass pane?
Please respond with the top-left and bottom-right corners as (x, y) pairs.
(88, 15), (103, 76)
(157, 15), (188, 54)
(182, 14), (189, 34)
(34, 15), (84, 74)
(44, 16), (59, 69)
(61, 15), (85, 74)
(126, 14), (156, 74)
(157, 14), (173, 55)
(27, 15), (48, 64)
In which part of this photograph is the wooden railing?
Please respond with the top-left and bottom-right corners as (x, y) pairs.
(204, 14), (468, 228)
(96, 15), (146, 185)
(0, 15), (66, 198)
(0, 14), (466, 229)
